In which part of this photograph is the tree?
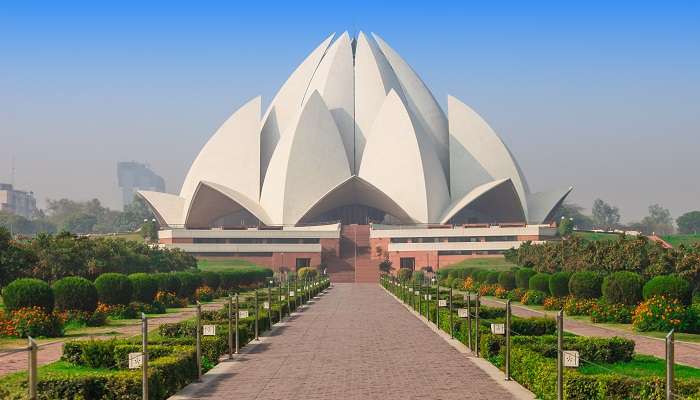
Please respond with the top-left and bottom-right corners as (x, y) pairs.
(551, 202), (595, 230)
(592, 199), (621, 230)
(638, 204), (674, 235)
(558, 217), (574, 237)
(677, 211), (700, 234)
(379, 257), (393, 273)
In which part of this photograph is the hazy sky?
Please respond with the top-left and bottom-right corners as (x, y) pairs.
(1, 1), (698, 222)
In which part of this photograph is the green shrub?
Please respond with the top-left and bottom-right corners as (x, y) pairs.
(397, 268), (413, 282)
(199, 271), (221, 290)
(515, 268), (536, 289)
(412, 270), (425, 284)
(475, 269), (492, 283)
(94, 273), (133, 306)
(497, 271), (516, 290)
(510, 317), (556, 336)
(486, 271), (500, 284)
(590, 301), (633, 324)
(217, 266), (272, 289)
(173, 271), (201, 299)
(2, 278), (54, 312)
(155, 273), (181, 293)
(53, 276), (98, 313)
(10, 306), (64, 337)
(564, 297), (596, 316)
(297, 267), (318, 281)
(601, 271), (643, 305)
(521, 290), (546, 305)
(528, 273), (551, 292)
(128, 273), (159, 304)
(569, 271), (603, 299)
(643, 275), (691, 305)
(548, 272), (571, 297)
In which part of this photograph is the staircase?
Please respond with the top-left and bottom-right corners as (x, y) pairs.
(325, 224), (379, 283)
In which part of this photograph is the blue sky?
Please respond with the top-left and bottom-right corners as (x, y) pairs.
(1, 1), (698, 221)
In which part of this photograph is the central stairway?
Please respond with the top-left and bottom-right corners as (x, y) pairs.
(326, 224), (378, 283)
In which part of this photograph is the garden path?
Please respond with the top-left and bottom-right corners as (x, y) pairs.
(479, 297), (700, 368)
(171, 284), (521, 400)
(0, 303), (222, 377)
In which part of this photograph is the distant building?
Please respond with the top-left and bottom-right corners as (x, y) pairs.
(117, 162), (165, 209)
(0, 183), (38, 218)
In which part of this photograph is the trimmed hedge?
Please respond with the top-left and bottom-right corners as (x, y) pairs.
(602, 271), (644, 306)
(475, 269), (492, 283)
(486, 271), (500, 284)
(516, 268), (537, 289)
(397, 268), (413, 282)
(128, 273), (159, 304)
(173, 271), (201, 299)
(2, 278), (54, 312)
(94, 273), (133, 306)
(569, 271), (603, 299)
(548, 272), (570, 297)
(199, 271), (221, 290)
(497, 271), (516, 290)
(297, 267), (318, 282)
(528, 273), (551, 292)
(154, 273), (181, 293)
(52, 276), (98, 312)
(643, 275), (692, 305)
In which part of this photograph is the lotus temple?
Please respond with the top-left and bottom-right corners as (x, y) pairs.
(138, 32), (572, 283)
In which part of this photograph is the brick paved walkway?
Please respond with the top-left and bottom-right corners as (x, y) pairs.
(172, 284), (517, 400)
(479, 297), (700, 368)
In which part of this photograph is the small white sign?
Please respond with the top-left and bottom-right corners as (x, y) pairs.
(128, 352), (143, 369)
(490, 323), (505, 335)
(238, 310), (249, 319)
(203, 324), (216, 336)
(458, 308), (469, 318)
(438, 299), (447, 307)
(563, 351), (580, 368)
(289, 291), (295, 297)
(408, 288), (414, 293)
(415, 291), (420, 295)
(281, 295), (286, 301)
(263, 301), (270, 310)
(428, 294), (432, 301)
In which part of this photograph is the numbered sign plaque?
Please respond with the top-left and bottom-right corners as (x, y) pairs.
(203, 324), (216, 336)
(289, 291), (295, 297)
(408, 288), (414, 293)
(490, 323), (505, 335)
(281, 295), (286, 301)
(128, 352), (143, 369)
(458, 308), (469, 318)
(563, 351), (580, 368)
(263, 301), (270, 310)
(438, 299), (447, 307)
(415, 291), (420, 295)
(238, 310), (249, 319)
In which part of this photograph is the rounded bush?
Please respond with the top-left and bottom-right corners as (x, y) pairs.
(2, 278), (54, 312)
(174, 271), (200, 298)
(497, 271), (516, 290)
(154, 273), (181, 293)
(475, 269), (492, 283)
(643, 275), (691, 305)
(129, 273), (159, 304)
(298, 267), (319, 282)
(200, 271), (221, 290)
(486, 271), (500, 284)
(569, 271), (603, 299)
(602, 271), (644, 306)
(412, 270), (425, 284)
(548, 272), (571, 297)
(515, 268), (537, 289)
(529, 273), (551, 293)
(52, 277), (98, 312)
(94, 273), (133, 306)
(397, 268), (413, 282)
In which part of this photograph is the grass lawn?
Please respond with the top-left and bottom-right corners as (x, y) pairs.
(446, 257), (516, 271)
(197, 259), (262, 272)
(579, 354), (700, 379)
(662, 234), (700, 248)
(573, 231), (623, 242)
